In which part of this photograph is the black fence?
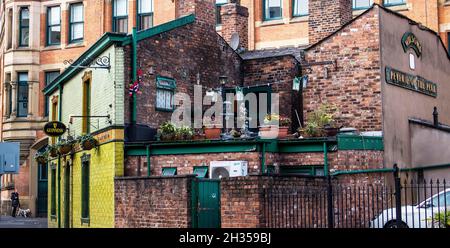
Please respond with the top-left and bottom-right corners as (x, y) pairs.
(263, 166), (450, 228)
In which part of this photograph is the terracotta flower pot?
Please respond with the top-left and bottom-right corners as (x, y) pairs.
(324, 127), (339, 137)
(161, 133), (175, 141)
(193, 134), (205, 140)
(204, 127), (222, 140)
(278, 126), (289, 139)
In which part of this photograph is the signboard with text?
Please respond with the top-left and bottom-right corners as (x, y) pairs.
(385, 67), (437, 97)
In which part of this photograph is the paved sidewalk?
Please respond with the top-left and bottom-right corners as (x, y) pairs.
(0, 216), (47, 228)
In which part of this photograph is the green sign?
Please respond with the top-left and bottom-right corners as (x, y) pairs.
(385, 67), (437, 97)
(44, 121), (67, 137)
(402, 32), (422, 57)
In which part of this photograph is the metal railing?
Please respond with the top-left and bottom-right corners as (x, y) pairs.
(263, 166), (450, 228)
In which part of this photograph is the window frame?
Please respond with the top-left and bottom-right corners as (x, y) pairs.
(193, 166), (209, 178)
(19, 7), (30, 47)
(263, 0), (283, 21)
(215, 0), (228, 26)
(383, 0), (406, 7)
(81, 154), (90, 224)
(112, 0), (129, 33)
(137, 0), (154, 31)
(352, 0), (373, 10)
(162, 167), (177, 176)
(292, 0), (308, 17)
(69, 2), (84, 44)
(50, 164), (56, 218)
(46, 6), (61, 46)
(155, 76), (176, 112)
(447, 32), (450, 57)
(17, 72), (28, 117)
(45, 71), (60, 117)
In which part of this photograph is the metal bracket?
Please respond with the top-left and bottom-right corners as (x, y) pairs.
(300, 59), (337, 74)
(64, 53), (111, 72)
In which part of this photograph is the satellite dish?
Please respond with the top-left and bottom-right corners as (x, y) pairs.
(230, 33), (240, 50)
(212, 167), (230, 179)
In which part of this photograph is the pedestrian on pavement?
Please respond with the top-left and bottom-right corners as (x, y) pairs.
(10, 189), (20, 218)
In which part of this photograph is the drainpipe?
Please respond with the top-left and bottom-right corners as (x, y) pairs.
(131, 27), (138, 124)
(323, 142), (328, 177)
(260, 142), (266, 174)
(146, 144), (151, 176)
(57, 85), (63, 228)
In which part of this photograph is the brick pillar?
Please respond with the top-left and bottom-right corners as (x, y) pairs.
(308, 0), (353, 45)
(176, 0), (216, 30)
(220, 2), (249, 51)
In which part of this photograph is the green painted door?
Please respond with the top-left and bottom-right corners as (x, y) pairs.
(63, 163), (70, 228)
(194, 179), (221, 228)
(37, 163), (48, 217)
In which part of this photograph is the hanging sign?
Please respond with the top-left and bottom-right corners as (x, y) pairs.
(385, 67), (437, 97)
(44, 121), (67, 137)
(236, 86), (244, 101)
(401, 32), (422, 57)
(293, 77), (301, 91)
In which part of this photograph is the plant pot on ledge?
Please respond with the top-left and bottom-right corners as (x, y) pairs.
(204, 126), (222, 140)
(259, 125), (279, 139)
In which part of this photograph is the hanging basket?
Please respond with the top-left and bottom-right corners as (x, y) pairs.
(81, 139), (97, 151)
(48, 148), (58, 157)
(35, 156), (48, 164)
(58, 144), (73, 155)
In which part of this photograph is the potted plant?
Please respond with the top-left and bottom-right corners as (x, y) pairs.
(180, 126), (194, 140)
(230, 128), (242, 139)
(57, 138), (75, 155)
(193, 128), (205, 140)
(259, 114), (280, 139)
(34, 150), (49, 164)
(47, 144), (59, 157)
(204, 124), (222, 140)
(278, 116), (291, 139)
(159, 122), (176, 141)
(301, 104), (338, 137)
(78, 134), (98, 151)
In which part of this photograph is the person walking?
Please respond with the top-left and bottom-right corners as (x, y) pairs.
(10, 189), (20, 218)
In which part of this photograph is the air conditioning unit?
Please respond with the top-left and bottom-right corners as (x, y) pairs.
(209, 161), (248, 179)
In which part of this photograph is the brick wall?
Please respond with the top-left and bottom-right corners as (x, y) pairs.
(243, 55), (301, 130)
(115, 175), (195, 228)
(125, 149), (384, 177)
(308, 0), (353, 44)
(304, 8), (382, 132)
(220, 3), (249, 50)
(123, 19), (243, 126)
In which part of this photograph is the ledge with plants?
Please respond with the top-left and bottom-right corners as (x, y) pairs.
(259, 114), (291, 139)
(298, 104), (340, 138)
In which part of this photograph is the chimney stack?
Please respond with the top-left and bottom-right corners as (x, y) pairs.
(176, 0), (216, 30)
(220, 1), (249, 51)
(308, 0), (353, 45)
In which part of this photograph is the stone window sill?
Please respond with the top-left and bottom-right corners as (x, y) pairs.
(290, 16), (308, 24)
(81, 217), (90, 226)
(66, 42), (85, 49)
(385, 3), (410, 12)
(258, 19), (285, 27)
(43, 45), (62, 51)
(50, 215), (57, 221)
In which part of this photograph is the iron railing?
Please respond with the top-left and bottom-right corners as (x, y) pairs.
(263, 166), (450, 228)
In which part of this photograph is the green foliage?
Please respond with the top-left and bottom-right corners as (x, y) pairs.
(34, 149), (49, 160)
(160, 121), (176, 134)
(78, 134), (96, 143)
(158, 122), (194, 141)
(429, 211), (450, 228)
(303, 104), (338, 137)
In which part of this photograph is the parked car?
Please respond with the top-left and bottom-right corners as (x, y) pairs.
(370, 189), (450, 228)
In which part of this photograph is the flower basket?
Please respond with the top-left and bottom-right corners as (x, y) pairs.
(35, 155), (48, 164)
(81, 139), (97, 150)
(58, 144), (73, 155)
(204, 127), (222, 140)
(48, 147), (58, 157)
